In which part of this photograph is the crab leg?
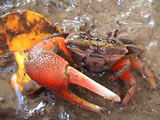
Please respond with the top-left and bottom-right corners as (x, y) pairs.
(25, 37), (120, 113)
(111, 56), (156, 104)
(116, 56), (156, 89)
(127, 56), (156, 89)
(119, 70), (137, 105)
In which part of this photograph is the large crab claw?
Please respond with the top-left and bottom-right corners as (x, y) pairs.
(25, 36), (120, 113)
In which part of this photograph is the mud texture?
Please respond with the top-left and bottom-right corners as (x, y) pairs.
(0, 0), (160, 120)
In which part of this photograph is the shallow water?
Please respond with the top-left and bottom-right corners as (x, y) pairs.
(0, 0), (160, 120)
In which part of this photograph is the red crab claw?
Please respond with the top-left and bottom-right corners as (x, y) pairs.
(25, 37), (121, 113)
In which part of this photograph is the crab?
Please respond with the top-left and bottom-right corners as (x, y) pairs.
(25, 31), (156, 113)
(0, 11), (156, 113)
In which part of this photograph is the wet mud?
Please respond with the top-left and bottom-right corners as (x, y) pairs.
(0, 0), (160, 120)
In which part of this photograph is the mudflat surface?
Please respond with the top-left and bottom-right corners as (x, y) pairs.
(0, 0), (160, 120)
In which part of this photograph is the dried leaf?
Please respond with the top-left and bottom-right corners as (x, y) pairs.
(0, 10), (62, 54)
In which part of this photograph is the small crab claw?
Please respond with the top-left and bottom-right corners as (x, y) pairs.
(25, 37), (120, 113)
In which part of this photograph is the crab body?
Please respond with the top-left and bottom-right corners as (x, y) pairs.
(65, 32), (128, 72)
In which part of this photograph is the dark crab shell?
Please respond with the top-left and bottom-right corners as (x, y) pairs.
(64, 32), (129, 72)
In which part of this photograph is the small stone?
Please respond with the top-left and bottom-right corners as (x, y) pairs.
(0, 97), (5, 103)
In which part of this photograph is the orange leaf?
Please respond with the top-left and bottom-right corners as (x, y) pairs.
(0, 10), (62, 54)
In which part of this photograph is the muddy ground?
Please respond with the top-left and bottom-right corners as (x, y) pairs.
(0, 0), (160, 120)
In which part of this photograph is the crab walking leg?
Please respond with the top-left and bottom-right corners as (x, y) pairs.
(108, 59), (131, 81)
(111, 59), (137, 105)
(127, 56), (156, 89)
(111, 56), (156, 104)
(119, 70), (137, 105)
(144, 67), (156, 89)
(111, 58), (137, 105)
(122, 85), (136, 105)
(67, 67), (121, 102)
(112, 56), (156, 89)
